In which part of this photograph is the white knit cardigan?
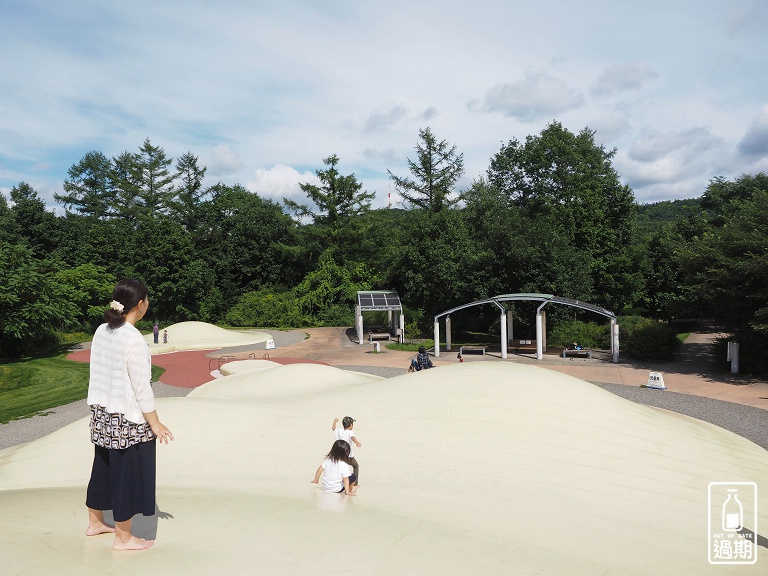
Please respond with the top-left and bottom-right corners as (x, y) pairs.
(86, 322), (155, 424)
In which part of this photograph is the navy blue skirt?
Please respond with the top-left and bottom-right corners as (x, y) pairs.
(86, 441), (156, 522)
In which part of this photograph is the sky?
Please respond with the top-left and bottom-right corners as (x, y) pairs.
(1, 0), (767, 213)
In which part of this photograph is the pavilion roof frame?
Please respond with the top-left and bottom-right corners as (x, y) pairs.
(433, 293), (619, 363)
(434, 293), (615, 321)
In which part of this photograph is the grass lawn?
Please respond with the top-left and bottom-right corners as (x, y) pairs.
(0, 353), (166, 424)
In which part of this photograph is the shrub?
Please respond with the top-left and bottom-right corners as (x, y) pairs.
(226, 289), (307, 327)
(624, 318), (679, 361)
(316, 304), (355, 327)
(548, 320), (611, 349)
(403, 307), (427, 340)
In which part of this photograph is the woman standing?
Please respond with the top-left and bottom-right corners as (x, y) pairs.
(85, 279), (174, 551)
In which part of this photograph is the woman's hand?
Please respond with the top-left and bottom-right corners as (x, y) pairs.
(143, 410), (174, 444)
(151, 421), (175, 444)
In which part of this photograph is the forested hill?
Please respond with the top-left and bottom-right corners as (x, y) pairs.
(635, 198), (702, 234)
(1, 126), (766, 373)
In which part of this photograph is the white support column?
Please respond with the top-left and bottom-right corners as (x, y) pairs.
(611, 319), (620, 363)
(500, 313), (507, 359)
(446, 316), (452, 351)
(730, 342), (740, 374)
(541, 310), (547, 352)
(535, 313), (543, 360)
(356, 306), (363, 345)
(399, 314), (405, 344)
(433, 320), (440, 357)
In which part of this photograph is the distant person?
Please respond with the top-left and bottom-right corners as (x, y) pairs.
(153, 322), (159, 344)
(409, 345), (434, 372)
(457, 352), (463, 363)
(311, 440), (357, 495)
(85, 279), (174, 551)
(163, 329), (168, 344)
(332, 416), (361, 485)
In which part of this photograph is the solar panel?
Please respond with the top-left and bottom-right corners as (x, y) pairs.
(357, 291), (402, 311)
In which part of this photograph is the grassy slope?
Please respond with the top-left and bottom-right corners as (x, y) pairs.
(0, 355), (165, 423)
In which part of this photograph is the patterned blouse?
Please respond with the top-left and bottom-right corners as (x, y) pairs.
(90, 404), (156, 449)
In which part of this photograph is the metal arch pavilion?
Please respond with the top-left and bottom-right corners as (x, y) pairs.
(433, 293), (619, 363)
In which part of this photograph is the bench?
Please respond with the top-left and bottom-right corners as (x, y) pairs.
(562, 349), (592, 358)
(368, 331), (391, 342)
(460, 345), (486, 355)
(510, 340), (537, 352)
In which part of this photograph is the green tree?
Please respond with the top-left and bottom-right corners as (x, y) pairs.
(0, 192), (20, 245)
(127, 215), (212, 321)
(388, 127), (464, 212)
(56, 151), (115, 218)
(485, 122), (641, 310)
(284, 154), (374, 260)
(55, 263), (115, 331)
(285, 154), (374, 228)
(109, 150), (143, 222)
(200, 184), (298, 310)
(0, 244), (78, 357)
(293, 249), (378, 325)
(135, 138), (176, 218)
(683, 187), (768, 331)
(9, 182), (59, 257)
(701, 173), (768, 226)
(171, 151), (209, 233)
(387, 209), (480, 315)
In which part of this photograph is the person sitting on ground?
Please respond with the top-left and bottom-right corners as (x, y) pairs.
(409, 345), (434, 372)
(311, 440), (357, 495)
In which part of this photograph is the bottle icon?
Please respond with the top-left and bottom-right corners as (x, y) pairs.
(722, 488), (743, 531)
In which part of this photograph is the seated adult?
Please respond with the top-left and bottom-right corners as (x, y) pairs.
(409, 345), (434, 372)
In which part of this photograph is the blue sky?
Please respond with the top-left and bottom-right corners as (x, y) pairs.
(1, 0), (767, 211)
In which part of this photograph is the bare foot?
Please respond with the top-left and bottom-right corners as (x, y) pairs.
(86, 523), (116, 536)
(113, 536), (154, 551)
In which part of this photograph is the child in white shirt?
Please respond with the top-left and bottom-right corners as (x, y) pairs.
(311, 440), (357, 495)
(332, 416), (362, 486)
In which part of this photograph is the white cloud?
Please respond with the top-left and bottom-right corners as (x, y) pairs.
(1, 1), (767, 209)
(617, 127), (729, 198)
(207, 144), (243, 176)
(246, 164), (319, 202)
(738, 105), (768, 157)
(590, 62), (658, 96)
(480, 72), (585, 122)
(364, 105), (408, 133)
(627, 127), (722, 164)
(421, 106), (438, 122)
(587, 114), (632, 144)
(362, 148), (399, 164)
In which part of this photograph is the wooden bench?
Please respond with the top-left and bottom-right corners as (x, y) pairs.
(368, 331), (391, 342)
(562, 348), (592, 358)
(460, 345), (486, 355)
(510, 339), (537, 352)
